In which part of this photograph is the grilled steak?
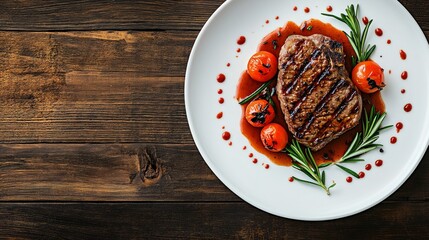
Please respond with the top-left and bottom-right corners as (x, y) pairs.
(276, 34), (362, 151)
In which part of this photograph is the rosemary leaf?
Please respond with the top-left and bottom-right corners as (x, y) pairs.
(238, 79), (274, 105)
(336, 164), (360, 178)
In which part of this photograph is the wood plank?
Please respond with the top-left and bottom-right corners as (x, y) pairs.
(0, 143), (236, 201)
(0, 143), (427, 201)
(0, 1), (427, 31)
(0, 0), (224, 31)
(0, 202), (427, 239)
(0, 31), (196, 76)
(0, 72), (194, 144)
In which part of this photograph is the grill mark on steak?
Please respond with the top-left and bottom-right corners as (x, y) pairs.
(295, 79), (347, 139)
(289, 66), (331, 119)
(285, 48), (322, 94)
(312, 89), (358, 144)
(277, 34), (362, 150)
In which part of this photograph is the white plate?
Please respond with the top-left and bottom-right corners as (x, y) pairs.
(185, 0), (429, 220)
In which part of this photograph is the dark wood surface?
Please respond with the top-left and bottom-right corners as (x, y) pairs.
(0, 0), (427, 238)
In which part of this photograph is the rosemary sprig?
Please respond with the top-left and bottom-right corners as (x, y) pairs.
(322, 4), (376, 66)
(320, 106), (392, 177)
(286, 140), (336, 195)
(340, 106), (392, 163)
(238, 79), (274, 105)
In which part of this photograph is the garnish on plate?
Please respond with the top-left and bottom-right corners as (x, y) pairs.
(286, 140), (336, 195)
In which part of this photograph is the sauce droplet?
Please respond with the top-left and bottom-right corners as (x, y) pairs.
(265, 20), (270, 24)
(293, 6), (298, 11)
(264, 164), (270, 169)
(375, 28), (383, 36)
(242, 146), (247, 150)
(249, 153), (253, 158)
(387, 39), (391, 44)
(275, 16), (279, 20)
(226, 63), (230, 67)
(217, 73), (226, 83)
(236, 48), (241, 53)
(358, 172), (365, 179)
(216, 112), (223, 119)
(396, 122), (403, 133)
(362, 16), (369, 25)
(228, 141), (232, 146)
(346, 177), (353, 183)
(289, 177), (294, 182)
(218, 97), (224, 104)
(217, 89), (223, 94)
(401, 89), (406, 94)
(304, 7), (310, 13)
(222, 131), (231, 141)
(400, 50), (407, 60)
(375, 159), (383, 167)
(365, 164), (372, 171)
(404, 103), (412, 112)
(401, 71), (408, 80)
(253, 158), (258, 164)
(326, 6), (333, 12)
(237, 36), (246, 45)
(390, 137), (397, 144)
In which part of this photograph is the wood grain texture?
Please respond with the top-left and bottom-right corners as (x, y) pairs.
(0, 143), (427, 201)
(0, 202), (427, 239)
(0, 31), (196, 76)
(0, 0), (427, 31)
(0, 144), (236, 201)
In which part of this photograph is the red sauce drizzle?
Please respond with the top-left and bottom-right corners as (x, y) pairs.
(226, 63), (231, 67)
(243, 146), (247, 150)
(362, 17), (369, 25)
(346, 177), (353, 183)
(401, 71), (408, 80)
(326, 6), (333, 12)
(304, 7), (310, 13)
(237, 48), (241, 53)
(265, 20), (270, 24)
(288, 177), (294, 182)
(217, 73), (226, 83)
(222, 131), (231, 141)
(275, 16), (279, 20)
(237, 19), (385, 167)
(390, 137), (397, 144)
(375, 159), (383, 167)
(401, 89), (406, 94)
(217, 89), (223, 94)
(237, 36), (246, 45)
(396, 122), (403, 133)
(387, 39), (391, 44)
(400, 50), (407, 60)
(358, 172), (365, 179)
(264, 164), (270, 169)
(249, 153), (253, 158)
(218, 97), (224, 104)
(404, 103), (412, 112)
(375, 28), (383, 36)
(365, 164), (372, 171)
(293, 6), (298, 11)
(216, 112), (223, 119)
(253, 158), (258, 164)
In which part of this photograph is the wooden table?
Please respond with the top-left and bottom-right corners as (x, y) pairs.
(0, 0), (427, 238)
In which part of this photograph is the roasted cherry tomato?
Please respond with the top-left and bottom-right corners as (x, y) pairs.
(352, 61), (385, 93)
(245, 99), (275, 127)
(260, 123), (288, 152)
(247, 51), (278, 82)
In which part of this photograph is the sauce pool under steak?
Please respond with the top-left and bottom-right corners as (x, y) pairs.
(236, 19), (386, 166)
